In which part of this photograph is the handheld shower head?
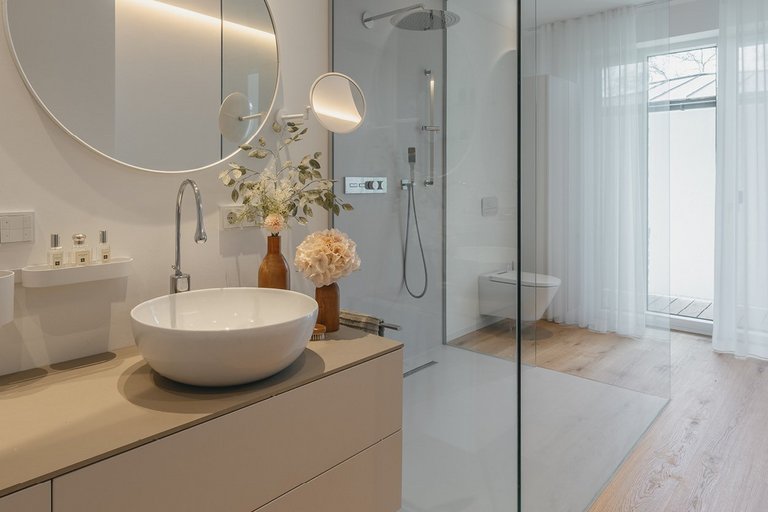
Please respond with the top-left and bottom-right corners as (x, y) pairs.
(402, 147), (417, 190)
(408, 147), (416, 183)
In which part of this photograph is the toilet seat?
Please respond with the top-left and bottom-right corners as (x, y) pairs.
(487, 270), (561, 288)
(478, 269), (561, 322)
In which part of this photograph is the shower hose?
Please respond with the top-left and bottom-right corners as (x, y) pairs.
(403, 184), (428, 299)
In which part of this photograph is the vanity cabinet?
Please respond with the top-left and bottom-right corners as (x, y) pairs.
(256, 432), (401, 512)
(0, 483), (50, 512)
(51, 350), (402, 512)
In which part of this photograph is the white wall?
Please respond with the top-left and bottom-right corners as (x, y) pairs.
(649, 108), (716, 300)
(0, 0), (330, 377)
(446, 1), (517, 340)
(638, 0), (718, 45)
(520, 75), (551, 292)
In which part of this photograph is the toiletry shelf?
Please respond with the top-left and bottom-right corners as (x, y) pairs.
(21, 257), (133, 288)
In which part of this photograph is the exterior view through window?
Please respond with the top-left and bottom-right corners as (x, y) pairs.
(648, 46), (717, 328)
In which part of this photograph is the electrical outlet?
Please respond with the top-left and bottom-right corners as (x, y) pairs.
(219, 205), (257, 230)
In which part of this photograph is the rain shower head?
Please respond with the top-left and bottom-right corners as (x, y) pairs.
(394, 9), (460, 30)
(362, 4), (460, 31)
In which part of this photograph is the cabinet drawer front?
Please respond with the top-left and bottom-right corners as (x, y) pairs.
(0, 482), (51, 512)
(53, 350), (403, 512)
(257, 431), (402, 512)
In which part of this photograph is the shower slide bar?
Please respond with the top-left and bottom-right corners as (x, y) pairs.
(423, 69), (437, 187)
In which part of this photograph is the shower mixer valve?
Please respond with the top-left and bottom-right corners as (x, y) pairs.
(344, 177), (387, 194)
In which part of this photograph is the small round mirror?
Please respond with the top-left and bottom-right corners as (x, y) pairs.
(309, 73), (366, 134)
(219, 92), (260, 144)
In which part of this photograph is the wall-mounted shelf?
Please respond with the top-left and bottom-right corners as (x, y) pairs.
(21, 257), (133, 288)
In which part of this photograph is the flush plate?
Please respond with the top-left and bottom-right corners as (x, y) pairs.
(481, 196), (498, 217)
(345, 177), (387, 194)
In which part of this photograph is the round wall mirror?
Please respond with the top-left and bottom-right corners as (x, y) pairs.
(309, 73), (366, 134)
(4, 0), (279, 173)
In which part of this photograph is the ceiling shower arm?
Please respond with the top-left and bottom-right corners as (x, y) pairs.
(362, 4), (424, 27)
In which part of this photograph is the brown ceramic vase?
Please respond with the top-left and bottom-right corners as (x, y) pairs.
(315, 282), (340, 332)
(258, 235), (289, 290)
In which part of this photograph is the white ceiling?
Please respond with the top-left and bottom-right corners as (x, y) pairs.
(450, 0), (693, 31)
(535, 0), (651, 25)
(449, 0), (517, 30)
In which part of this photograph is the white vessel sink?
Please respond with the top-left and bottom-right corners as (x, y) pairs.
(130, 288), (318, 386)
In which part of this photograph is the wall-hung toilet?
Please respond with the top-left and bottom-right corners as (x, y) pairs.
(478, 270), (561, 322)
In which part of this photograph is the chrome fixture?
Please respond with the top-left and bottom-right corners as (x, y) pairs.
(401, 147), (428, 299)
(395, 8), (460, 31)
(401, 146), (417, 190)
(422, 69), (438, 187)
(345, 176), (388, 194)
(171, 179), (207, 293)
(362, 5), (460, 31)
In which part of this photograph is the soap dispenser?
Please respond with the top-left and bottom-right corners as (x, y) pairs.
(97, 229), (111, 263)
(69, 233), (92, 266)
(47, 234), (65, 268)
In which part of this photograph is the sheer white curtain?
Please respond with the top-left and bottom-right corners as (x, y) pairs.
(539, 7), (649, 337)
(714, 0), (768, 358)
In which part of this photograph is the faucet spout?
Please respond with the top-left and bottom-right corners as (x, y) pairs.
(172, 179), (207, 293)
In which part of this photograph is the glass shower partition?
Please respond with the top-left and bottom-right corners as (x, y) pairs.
(332, 0), (446, 371)
(333, 1), (520, 510)
(332, 0), (670, 510)
(519, 0), (671, 510)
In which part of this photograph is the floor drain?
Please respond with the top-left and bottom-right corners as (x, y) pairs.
(403, 360), (438, 377)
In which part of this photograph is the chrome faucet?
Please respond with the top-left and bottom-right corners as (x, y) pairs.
(171, 179), (207, 293)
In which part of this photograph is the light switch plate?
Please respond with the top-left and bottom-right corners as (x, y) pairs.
(0, 211), (34, 244)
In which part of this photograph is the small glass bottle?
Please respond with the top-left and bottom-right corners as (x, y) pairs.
(47, 234), (65, 269)
(97, 230), (111, 263)
(69, 233), (92, 266)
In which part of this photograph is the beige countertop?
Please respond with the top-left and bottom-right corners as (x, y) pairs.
(0, 327), (402, 498)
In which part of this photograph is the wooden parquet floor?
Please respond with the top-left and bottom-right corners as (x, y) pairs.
(450, 320), (768, 511)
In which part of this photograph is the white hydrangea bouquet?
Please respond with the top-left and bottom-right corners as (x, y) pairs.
(294, 229), (361, 287)
(219, 122), (352, 234)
